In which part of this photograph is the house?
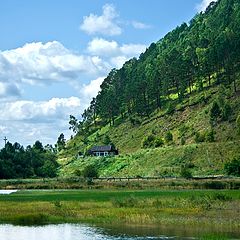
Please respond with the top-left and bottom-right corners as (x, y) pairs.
(89, 145), (118, 157)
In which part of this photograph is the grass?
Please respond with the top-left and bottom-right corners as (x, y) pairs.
(58, 141), (240, 178)
(58, 81), (240, 179)
(0, 189), (239, 236)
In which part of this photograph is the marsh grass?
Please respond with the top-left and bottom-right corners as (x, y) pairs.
(0, 189), (239, 237)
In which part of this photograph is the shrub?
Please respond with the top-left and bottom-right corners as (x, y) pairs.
(221, 103), (232, 121)
(224, 157), (240, 176)
(210, 101), (221, 123)
(194, 131), (205, 143)
(166, 101), (175, 114)
(165, 131), (173, 143)
(154, 137), (164, 147)
(83, 165), (99, 178)
(129, 116), (141, 126)
(180, 167), (192, 179)
(180, 137), (186, 145)
(142, 134), (155, 148)
(205, 129), (215, 142)
(142, 134), (164, 148)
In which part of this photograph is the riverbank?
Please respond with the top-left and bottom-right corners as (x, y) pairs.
(0, 189), (239, 238)
(0, 177), (240, 190)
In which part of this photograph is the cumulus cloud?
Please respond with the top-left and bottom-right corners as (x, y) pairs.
(87, 38), (119, 57)
(87, 38), (146, 58)
(132, 21), (151, 29)
(80, 4), (122, 36)
(0, 97), (81, 122)
(82, 77), (105, 99)
(196, 0), (217, 12)
(0, 97), (83, 147)
(0, 41), (109, 89)
(0, 38), (147, 147)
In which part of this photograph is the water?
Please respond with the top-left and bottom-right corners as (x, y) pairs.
(0, 190), (17, 194)
(0, 224), (193, 240)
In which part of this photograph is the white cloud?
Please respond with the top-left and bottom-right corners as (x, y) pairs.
(87, 38), (146, 58)
(0, 97), (83, 147)
(120, 44), (147, 56)
(132, 21), (151, 29)
(87, 38), (119, 57)
(82, 77), (105, 99)
(0, 97), (81, 122)
(80, 4), (122, 36)
(0, 41), (109, 94)
(196, 0), (217, 12)
(110, 56), (128, 69)
(0, 38), (147, 147)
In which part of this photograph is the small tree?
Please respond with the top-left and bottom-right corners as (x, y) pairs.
(83, 165), (98, 178)
(165, 131), (173, 143)
(224, 157), (240, 177)
(205, 129), (215, 142)
(56, 133), (66, 152)
(210, 101), (221, 123)
(180, 166), (193, 179)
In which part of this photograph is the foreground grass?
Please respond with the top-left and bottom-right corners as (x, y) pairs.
(0, 189), (239, 238)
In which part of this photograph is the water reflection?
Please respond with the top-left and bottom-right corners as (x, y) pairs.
(0, 224), (189, 240)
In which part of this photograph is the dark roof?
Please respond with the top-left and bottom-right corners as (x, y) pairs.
(89, 145), (114, 152)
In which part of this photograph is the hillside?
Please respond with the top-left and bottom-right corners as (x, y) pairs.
(58, 0), (240, 178)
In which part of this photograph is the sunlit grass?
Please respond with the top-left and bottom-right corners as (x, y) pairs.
(0, 189), (239, 237)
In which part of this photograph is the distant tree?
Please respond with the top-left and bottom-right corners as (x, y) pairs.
(224, 157), (240, 176)
(210, 101), (221, 123)
(69, 115), (79, 134)
(33, 140), (44, 152)
(180, 166), (193, 179)
(56, 133), (66, 152)
(83, 165), (98, 178)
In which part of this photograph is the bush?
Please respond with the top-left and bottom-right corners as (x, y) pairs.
(165, 131), (173, 143)
(142, 134), (164, 148)
(194, 131), (205, 143)
(166, 101), (175, 114)
(224, 157), (240, 176)
(180, 167), (192, 179)
(205, 129), (215, 142)
(210, 101), (221, 123)
(221, 103), (232, 121)
(129, 116), (141, 126)
(83, 165), (99, 178)
(154, 137), (164, 147)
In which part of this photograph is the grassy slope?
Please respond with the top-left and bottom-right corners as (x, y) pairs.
(58, 81), (240, 177)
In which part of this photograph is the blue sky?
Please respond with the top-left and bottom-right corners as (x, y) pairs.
(0, 0), (215, 147)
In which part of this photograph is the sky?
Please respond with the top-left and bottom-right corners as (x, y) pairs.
(0, 0), (216, 148)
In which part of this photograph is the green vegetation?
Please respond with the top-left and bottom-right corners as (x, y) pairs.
(0, 189), (239, 237)
(224, 156), (240, 176)
(57, 0), (240, 179)
(59, 141), (240, 178)
(0, 141), (58, 179)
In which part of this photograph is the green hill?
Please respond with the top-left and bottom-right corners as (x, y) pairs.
(58, 0), (240, 178)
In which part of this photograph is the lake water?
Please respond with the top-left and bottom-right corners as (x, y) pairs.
(0, 190), (18, 194)
(0, 224), (198, 240)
